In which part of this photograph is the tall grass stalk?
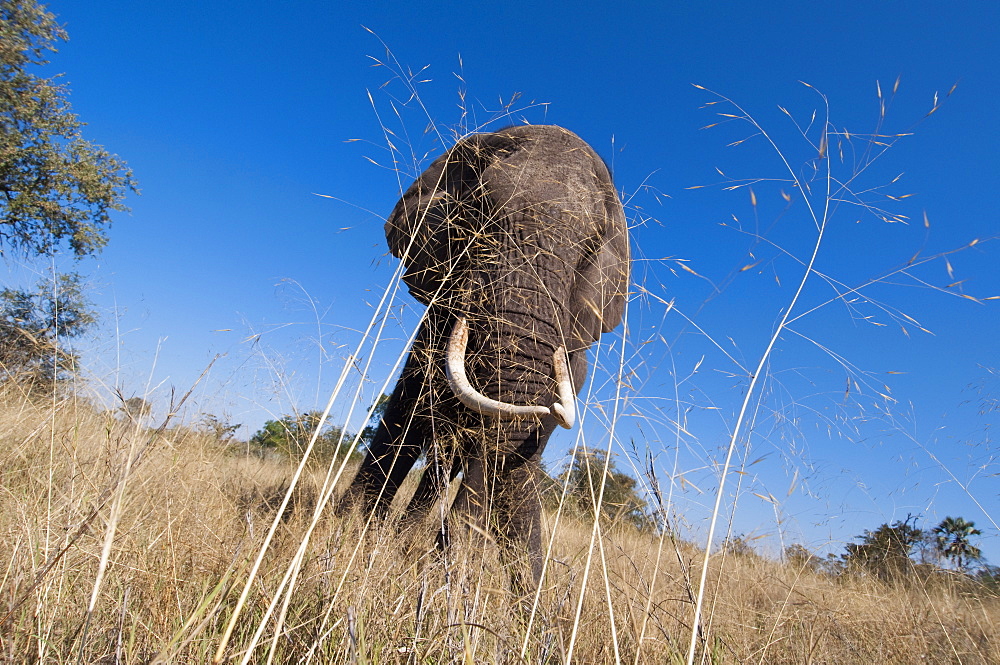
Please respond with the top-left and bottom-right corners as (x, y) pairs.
(211, 254), (412, 662)
(563, 306), (631, 664)
(685, 83), (835, 665)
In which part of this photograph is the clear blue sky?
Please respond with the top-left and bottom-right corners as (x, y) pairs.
(14, 1), (998, 561)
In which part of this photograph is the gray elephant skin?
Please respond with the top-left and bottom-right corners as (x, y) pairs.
(345, 124), (630, 585)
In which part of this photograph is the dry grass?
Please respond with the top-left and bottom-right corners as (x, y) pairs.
(1, 387), (996, 663)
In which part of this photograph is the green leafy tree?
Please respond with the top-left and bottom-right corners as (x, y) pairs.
(784, 543), (819, 571)
(249, 411), (359, 463)
(556, 449), (654, 531)
(842, 515), (924, 580)
(198, 413), (242, 443)
(820, 552), (845, 577)
(2, 0), (136, 257)
(933, 516), (983, 572)
(720, 534), (760, 560)
(0, 271), (94, 385)
(120, 395), (151, 421)
(974, 565), (1000, 593)
(357, 393), (390, 449)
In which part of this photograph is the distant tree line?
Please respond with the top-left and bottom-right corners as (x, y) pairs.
(236, 396), (390, 464)
(782, 514), (991, 584)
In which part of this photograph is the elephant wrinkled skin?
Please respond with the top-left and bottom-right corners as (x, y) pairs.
(344, 124), (630, 585)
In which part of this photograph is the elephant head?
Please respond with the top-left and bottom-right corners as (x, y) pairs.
(345, 125), (629, 585)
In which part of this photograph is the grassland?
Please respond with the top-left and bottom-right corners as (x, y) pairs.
(1, 386), (997, 664)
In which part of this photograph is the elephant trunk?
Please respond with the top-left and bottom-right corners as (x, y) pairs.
(445, 316), (576, 429)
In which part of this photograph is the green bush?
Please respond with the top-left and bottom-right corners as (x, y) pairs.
(550, 449), (655, 531)
(248, 411), (360, 464)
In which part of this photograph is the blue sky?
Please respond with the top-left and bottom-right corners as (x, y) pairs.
(13, 1), (998, 560)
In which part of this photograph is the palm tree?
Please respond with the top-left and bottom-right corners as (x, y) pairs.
(933, 516), (983, 571)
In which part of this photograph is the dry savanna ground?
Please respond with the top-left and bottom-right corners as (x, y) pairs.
(1, 387), (997, 664)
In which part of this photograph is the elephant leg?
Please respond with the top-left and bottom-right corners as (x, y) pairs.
(347, 421), (423, 518)
(490, 419), (558, 591)
(444, 455), (491, 553)
(342, 353), (429, 517)
(493, 459), (546, 594)
(406, 450), (461, 516)
(442, 448), (546, 592)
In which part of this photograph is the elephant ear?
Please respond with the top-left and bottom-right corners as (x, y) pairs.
(385, 134), (520, 305)
(384, 150), (469, 305)
(569, 173), (630, 345)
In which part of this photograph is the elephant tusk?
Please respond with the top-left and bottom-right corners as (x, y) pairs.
(445, 317), (577, 429)
(445, 317), (552, 421)
(550, 347), (576, 429)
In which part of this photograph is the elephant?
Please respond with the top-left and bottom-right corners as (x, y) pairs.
(344, 124), (629, 586)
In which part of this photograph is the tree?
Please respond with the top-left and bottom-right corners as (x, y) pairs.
(357, 393), (390, 449)
(933, 516), (983, 572)
(556, 449), (654, 531)
(198, 413), (242, 444)
(720, 534), (760, 560)
(249, 411), (359, 463)
(974, 565), (1000, 593)
(784, 543), (819, 571)
(0, 271), (94, 385)
(120, 395), (151, 421)
(1, 0), (136, 257)
(842, 516), (924, 580)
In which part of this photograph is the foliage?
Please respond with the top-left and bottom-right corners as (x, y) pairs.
(933, 516), (983, 572)
(198, 413), (241, 443)
(357, 393), (390, 450)
(719, 534), (760, 559)
(555, 449), (654, 531)
(841, 515), (924, 580)
(784, 543), (819, 570)
(820, 552), (846, 577)
(248, 410), (359, 463)
(120, 395), (151, 420)
(0, 271), (94, 385)
(1, 0), (136, 257)
(974, 565), (1000, 594)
